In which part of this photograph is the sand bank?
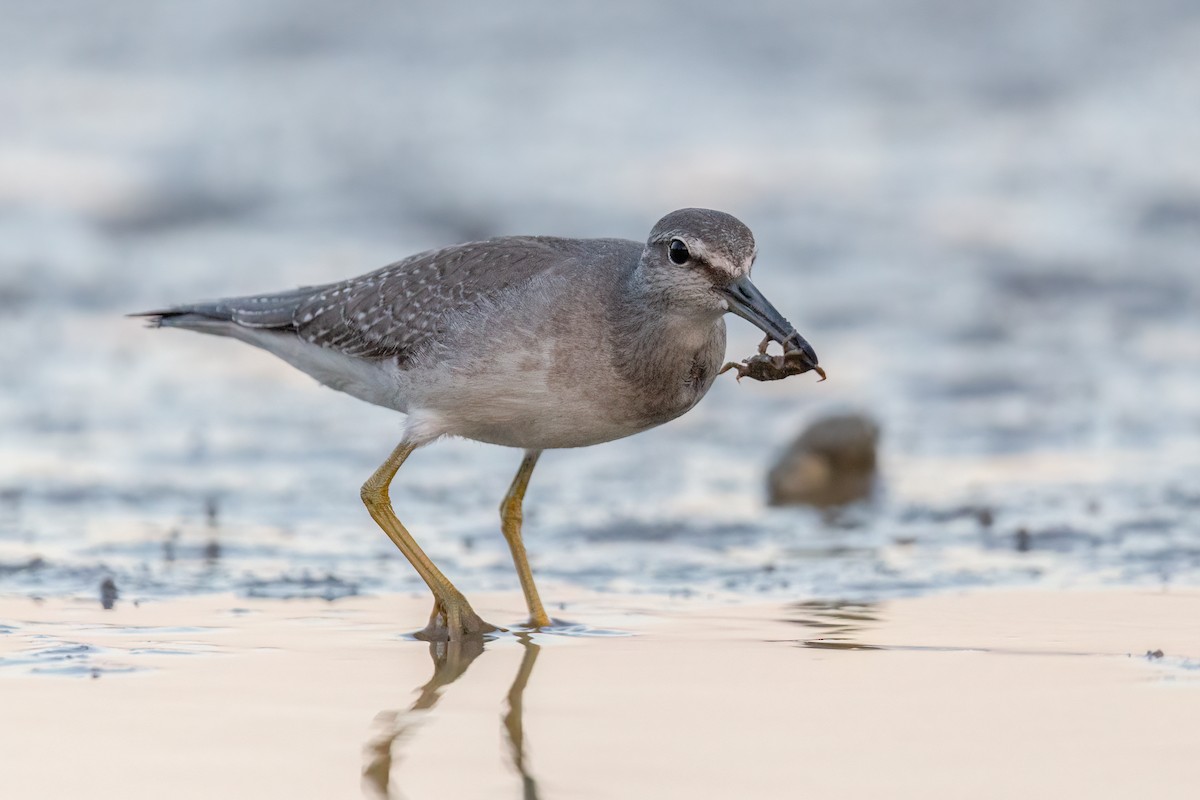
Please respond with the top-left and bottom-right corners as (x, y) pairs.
(1, 588), (1197, 799)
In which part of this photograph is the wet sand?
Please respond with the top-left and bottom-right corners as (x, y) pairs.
(2, 589), (1198, 799)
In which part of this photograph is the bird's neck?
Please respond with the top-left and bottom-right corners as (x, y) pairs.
(605, 275), (726, 418)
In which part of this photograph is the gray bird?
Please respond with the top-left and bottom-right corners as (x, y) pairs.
(135, 208), (821, 640)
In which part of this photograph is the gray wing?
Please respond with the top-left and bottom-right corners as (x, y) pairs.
(291, 237), (572, 359)
(137, 237), (580, 363)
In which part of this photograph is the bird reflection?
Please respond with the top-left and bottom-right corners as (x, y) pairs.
(363, 635), (542, 799)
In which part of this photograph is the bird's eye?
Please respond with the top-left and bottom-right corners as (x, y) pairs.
(668, 238), (690, 265)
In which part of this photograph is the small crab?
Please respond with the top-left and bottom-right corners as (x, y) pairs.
(719, 336), (828, 383)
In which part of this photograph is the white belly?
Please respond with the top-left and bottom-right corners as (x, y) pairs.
(398, 338), (653, 449)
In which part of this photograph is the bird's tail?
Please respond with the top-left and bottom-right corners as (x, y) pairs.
(129, 286), (322, 333)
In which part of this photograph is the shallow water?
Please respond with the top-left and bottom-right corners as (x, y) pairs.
(2, 591), (1198, 799)
(1, 0), (1199, 608)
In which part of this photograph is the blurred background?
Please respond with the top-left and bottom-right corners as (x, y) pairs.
(2, 0), (1198, 605)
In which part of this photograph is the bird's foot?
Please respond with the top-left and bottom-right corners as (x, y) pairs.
(522, 611), (554, 630)
(414, 595), (500, 642)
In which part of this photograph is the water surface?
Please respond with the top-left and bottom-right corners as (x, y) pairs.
(1, 0), (1198, 606)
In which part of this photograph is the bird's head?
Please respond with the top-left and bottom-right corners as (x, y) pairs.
(641, 208), (820, 370)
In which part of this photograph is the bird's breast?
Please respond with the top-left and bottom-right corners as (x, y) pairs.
(601, 315), (726, 430)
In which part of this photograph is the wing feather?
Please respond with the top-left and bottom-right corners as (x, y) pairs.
(290, 238), (571, 360)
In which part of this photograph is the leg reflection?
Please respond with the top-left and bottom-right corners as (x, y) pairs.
(362, 635), (543, 799)
(503, 634), (542, 800)
(362, 638), (485, 798)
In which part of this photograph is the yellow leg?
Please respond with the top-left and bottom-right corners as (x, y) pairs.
(500, 450), (552, 628)
(360, 441), (496, 641)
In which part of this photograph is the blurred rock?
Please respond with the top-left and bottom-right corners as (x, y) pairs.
(1015, 527), (1032, 552)
(203, 540), (222, 563)
(767, 413), (880, 508)
(100, 577), (118, 610)
(205, 495), (221, 528)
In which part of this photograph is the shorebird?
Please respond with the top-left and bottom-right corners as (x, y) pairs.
(136, 208), (822, 640)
